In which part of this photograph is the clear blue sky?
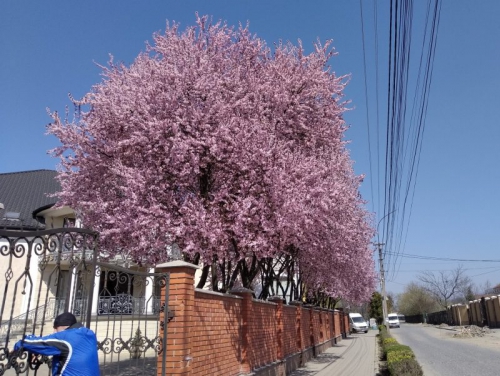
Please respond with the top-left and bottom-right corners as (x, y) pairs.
(1, 1), (499, 295)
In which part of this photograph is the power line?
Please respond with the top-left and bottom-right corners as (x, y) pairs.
(385, 251), (500, 263)
(376, 0), (442, 281)
(470, 268), (500, 278)
(359, 0), (376, 215)
(395, 266), (500, 273)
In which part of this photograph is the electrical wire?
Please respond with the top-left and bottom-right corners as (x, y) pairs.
(385, 251), (500, 263)
(376, 0), (442, 281)
(359, 0), (376, 215)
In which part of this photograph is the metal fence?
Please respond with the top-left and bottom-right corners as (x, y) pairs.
(0, 228), (169, 376)
(404, 310), (449, 325)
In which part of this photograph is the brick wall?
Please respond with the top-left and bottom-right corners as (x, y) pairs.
(191, 290), (242, 375)
(156, 261), (349, 376)
(249, 300), (278, 368)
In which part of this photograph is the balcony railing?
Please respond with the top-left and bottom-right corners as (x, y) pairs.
(97, 294), (161, 315)
(64, 294), (161, 316)
(0, 295), (161, 338)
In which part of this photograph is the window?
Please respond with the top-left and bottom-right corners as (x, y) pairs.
(63, 218), (76, 228)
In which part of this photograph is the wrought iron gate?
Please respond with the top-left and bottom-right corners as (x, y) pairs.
(0, 228), (169, 376)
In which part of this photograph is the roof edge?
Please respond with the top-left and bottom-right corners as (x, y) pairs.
(32, 203), (57, 218)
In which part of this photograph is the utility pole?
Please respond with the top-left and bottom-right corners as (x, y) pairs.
(374, 242), (388, 327)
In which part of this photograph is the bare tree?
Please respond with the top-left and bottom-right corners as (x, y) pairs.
(479, 280), (493, 295)
(397, 283), (441, 316)
(417, 265), (472, 308)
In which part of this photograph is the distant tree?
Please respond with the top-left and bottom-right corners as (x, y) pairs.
(369, 292), (383, 324)
(417, 265), (471, 308)
(47, 15), (376, 303)
(386, 292), (396, 313)
(462, 285), (476, 303)
(397, 283), (441, 316)
(480, 280), (492, 294)
(345, 299), (369, 317)
(487, 281), (500, 294)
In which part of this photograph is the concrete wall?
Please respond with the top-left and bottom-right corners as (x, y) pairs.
(447, 297), (500, 328)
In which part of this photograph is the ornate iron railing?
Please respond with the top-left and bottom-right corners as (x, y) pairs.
(0, 228), (169, 376)
(0, 297), (76, 341)
(98, 295), (161, 315)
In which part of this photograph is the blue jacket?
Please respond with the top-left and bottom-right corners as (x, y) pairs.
(14, 323), (100, 376)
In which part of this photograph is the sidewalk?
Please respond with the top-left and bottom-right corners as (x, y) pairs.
(289, 330), (379, 376)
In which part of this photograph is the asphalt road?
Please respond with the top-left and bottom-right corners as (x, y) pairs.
(390, 323), (500, 376)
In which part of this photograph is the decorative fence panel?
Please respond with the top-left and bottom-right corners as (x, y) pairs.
(0, 228), (169, 376)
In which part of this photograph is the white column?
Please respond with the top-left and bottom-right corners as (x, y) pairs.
(145, 268), (154, 314)
(67, 270), (76, 312)
(91, 273), (100, 315)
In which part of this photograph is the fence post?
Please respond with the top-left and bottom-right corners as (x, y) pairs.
(344, 312), (349, 337)
(307, 306), (315, 351)
(328, 309), (335, 344)
(492, 296), (500, 328)
(268, 296), (285, 359)
(231, 287), (254, 374)
(332, 310), (337, 342)
(289, 301), (303, 359)
(338, 310), (347, 339)
(155, 260), (198, 376)
(481, 297), (488, 327)
(269, 296), (285, 376)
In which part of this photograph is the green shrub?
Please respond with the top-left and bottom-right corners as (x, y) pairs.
(384, 343), (412, 359)
(383, 337), (398, 346)
(386, 344), (414, 362)
(378, 327), (423, 375)
(378, 325), (390, 343)
(383, 339), (401, 357)
(388, 357), (423, 376)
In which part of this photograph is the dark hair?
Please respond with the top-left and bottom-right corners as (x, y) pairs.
(53, 312), (77, 328)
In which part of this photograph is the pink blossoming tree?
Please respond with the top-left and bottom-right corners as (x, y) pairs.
(48, 15), (376, 304)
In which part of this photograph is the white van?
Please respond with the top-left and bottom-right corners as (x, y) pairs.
(349, 313), (369, 333)
(386, 313), (400, 328)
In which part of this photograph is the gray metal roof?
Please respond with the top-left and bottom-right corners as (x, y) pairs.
(0, 170), (60, 230)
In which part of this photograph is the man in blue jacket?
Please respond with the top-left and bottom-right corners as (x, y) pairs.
(14, 312), (100, 376)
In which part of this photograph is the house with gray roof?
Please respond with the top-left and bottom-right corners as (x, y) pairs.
(0, 169), (161, 326)
(0, 170), (60, 230)
(0, 171), (164, 369)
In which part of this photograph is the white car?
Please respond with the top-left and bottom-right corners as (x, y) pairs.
(349, 313), (369, 333)
(386, 313), (400, 328)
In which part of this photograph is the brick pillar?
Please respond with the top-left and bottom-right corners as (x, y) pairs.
(309, 307), (315, 348)
(330, 311), (335, 341)
(230, 287), (253, 374)
(289, 301), (303, 353)
(332, 311), (337, 341)
(156, 260), (199, 376)
(327, 311), (332, 341)
(303, 305), (315, 355)
(338, 309), (346, 338)
(269, 296), (285, 359)
(344, 313), (349, 338)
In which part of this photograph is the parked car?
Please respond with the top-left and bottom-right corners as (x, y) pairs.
(386, 313), (400, 328)
(349, 313), (369, 333)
